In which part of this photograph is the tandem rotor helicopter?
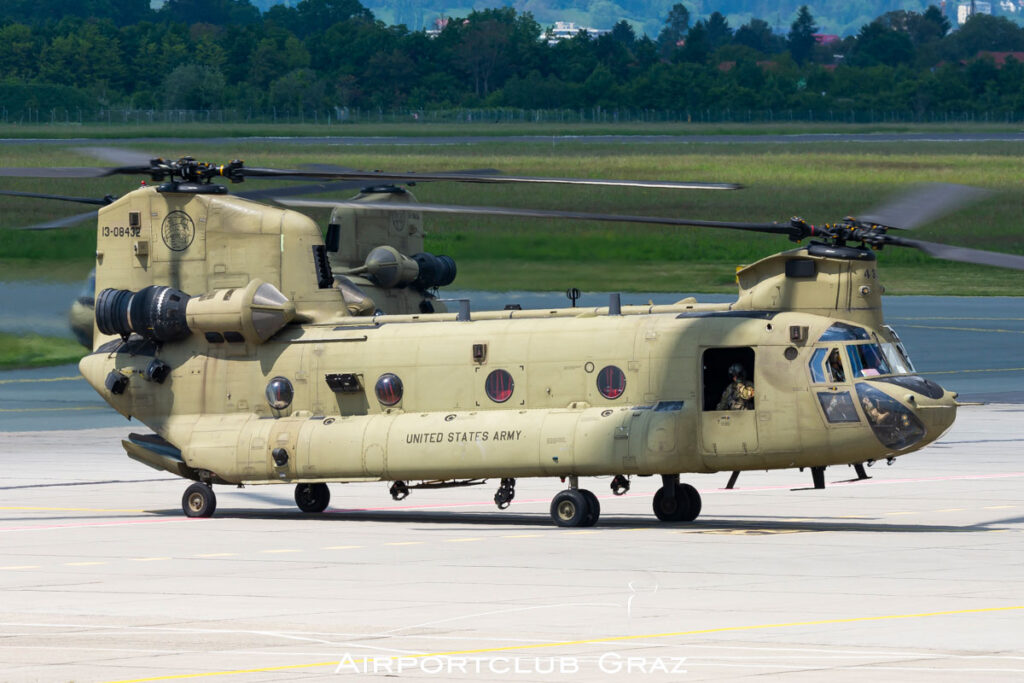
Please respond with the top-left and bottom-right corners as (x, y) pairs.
(4, 155), (1023, 527)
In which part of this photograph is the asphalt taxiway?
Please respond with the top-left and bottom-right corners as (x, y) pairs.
(1, 404), (1022, 681)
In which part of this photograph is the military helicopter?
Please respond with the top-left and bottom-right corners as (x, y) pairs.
(7, 157), (1022, 527)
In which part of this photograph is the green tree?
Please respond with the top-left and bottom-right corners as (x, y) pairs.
(163, 64), (226, 108)
(849, 21), (914, 67)
(610, 19), (636, 46)
(946, 14), (1024, 59)
(158, 0), (260, 26)
(657, 3), (689, 58)
(0, 24), (40, 80)
(703, 12), (732, 51)
(787, 5), (817, 65)
(734, 18), (782, 55)
(680, 21), (710, 64)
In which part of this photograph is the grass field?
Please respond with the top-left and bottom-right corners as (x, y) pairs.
(0, 132), (1022, 295)
(1, 120), (1023, 139)
(0, 332), (85, 370)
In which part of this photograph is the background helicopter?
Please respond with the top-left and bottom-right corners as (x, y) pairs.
(5, 157), (1023, 527)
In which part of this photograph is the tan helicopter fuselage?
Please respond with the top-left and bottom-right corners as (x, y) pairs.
(78, 187), (957, 489)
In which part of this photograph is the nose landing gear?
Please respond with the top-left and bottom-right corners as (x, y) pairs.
(652, 474), (701, 522)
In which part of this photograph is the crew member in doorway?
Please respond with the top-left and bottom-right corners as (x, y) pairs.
(717, 363), (755, 410)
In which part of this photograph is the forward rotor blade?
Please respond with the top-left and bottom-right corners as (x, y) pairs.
(276, 199), (789, 234)
(890, 236), (1024, 270)
(857, 183), (992, 230)
(14, 209), (97, 230)
(0, 166), (117, 178)
(0, 189), (109, 205)
(246, 167), (740, 191)
(298, 163), (503, 178)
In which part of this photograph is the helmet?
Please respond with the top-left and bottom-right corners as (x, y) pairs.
(727, 363), (746, 380)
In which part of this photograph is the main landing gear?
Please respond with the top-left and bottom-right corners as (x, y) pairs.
(550, 476), (600, 527)
(182, 482), (216, 518)
(295, 483), (331, 513)
(652, 474), (702, 522)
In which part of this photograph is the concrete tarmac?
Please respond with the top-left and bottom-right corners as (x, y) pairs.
(1, 404), (1022, 681)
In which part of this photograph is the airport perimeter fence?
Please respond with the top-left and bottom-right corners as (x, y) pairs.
(6, 107), (1024, 127)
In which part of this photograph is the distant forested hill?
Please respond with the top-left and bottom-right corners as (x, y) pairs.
(357, 0), (939, 37)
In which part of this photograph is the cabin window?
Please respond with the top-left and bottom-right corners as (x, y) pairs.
(817, 391), (860, 423)
(374, 373), (403, 406)
(846, 344), (892, 378)
(596, 365), (626, 399)
(702, 347), (755, 411)
(818, 322), (870, 342)
(485, 369), (514, 403)
(265, 376), (294, 410)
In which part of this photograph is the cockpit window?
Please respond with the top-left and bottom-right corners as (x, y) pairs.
(880, 343), (913, 374)
(809, 347), (847, 384)
(818, 322), (870, 342)
(855, 383), (926, 450)
(846, 343), (892, 378)
(809, 348), (828, 383)
(817, 391), (860, 423)
(882, 325), (916, 373)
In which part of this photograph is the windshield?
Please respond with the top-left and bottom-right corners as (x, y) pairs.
(846, 343), (892, 378)
(880, 343), (913, 374)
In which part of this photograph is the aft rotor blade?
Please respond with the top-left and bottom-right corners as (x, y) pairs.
(891, 236), (1024, 270)
(235, 180), (373, 201)
(857, 183), (992, 230)
(73, 146), (156, 168)
(0, 189), (109, 205)
(14, 209), (97, 230)
(235, 168), (505, 201)
(276, 198), (789, 234)
(246, 167), (740, 191)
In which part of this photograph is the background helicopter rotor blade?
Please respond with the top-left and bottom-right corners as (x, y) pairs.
(856, 183), (992, 230)
(887, 236), (1024, 270)
(0, 166), (124, 178)
(275, 198), (790, 235)
(0, 189), (110, 205)
(15, 209), (99, 231)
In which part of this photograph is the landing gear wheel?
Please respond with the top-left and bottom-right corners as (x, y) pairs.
(294, 483), (330, 513)
(653, 484), (697, 522)
(579, 489), (600, 527)
(182, 482), (216, 518)
(550, 489), (589, 527)
(678, 483), (702, 522)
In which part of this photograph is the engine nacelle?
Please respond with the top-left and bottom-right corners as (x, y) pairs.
(96, 279), (294, 345)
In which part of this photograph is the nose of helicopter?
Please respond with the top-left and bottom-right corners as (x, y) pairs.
(912, 387), (958, 445)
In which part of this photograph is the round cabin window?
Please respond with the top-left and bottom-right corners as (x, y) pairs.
(485, 369), (514, 403)
(596, 365), (626, 399)
(375, 373), (404, 406)
(265, 376), (294, 410)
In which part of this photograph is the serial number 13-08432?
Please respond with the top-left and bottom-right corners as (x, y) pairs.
(102, 226), (141, 238)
